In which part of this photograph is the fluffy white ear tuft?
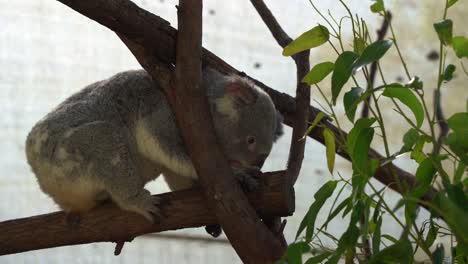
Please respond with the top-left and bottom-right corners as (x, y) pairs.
(224, 81), (257, 105)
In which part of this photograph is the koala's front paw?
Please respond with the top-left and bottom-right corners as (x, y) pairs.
(232, 167), (261, 192)
(117, 190), (162, 223)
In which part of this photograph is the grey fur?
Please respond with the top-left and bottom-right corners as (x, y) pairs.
(26, 68), (283, 221)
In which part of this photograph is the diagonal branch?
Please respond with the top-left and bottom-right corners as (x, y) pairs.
(249, 0), (310, 249)
(55, 0), (436, 210)
(250, 0), (310, 186)
(0, 172), (293, 256)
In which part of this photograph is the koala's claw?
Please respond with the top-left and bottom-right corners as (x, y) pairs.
(120, 192), (162, 223)
(233, 167), (261, 192)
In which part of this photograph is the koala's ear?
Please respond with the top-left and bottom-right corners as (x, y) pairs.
(224, 81), (258, 106)
(273, 110), (284, 142)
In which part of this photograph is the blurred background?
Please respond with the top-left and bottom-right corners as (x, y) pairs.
(0, 0), (467, 263)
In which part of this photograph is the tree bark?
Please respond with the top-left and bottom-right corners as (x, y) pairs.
(0, 171), (293, 256)
(163, 1), (284, 262)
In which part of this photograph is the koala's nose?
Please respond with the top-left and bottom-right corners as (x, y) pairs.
(254, 154), (268, 168)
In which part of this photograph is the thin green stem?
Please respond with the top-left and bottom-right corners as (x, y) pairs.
(308, 0), (339, 36)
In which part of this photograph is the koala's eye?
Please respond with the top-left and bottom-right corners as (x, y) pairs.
(247, 136), (256, 145)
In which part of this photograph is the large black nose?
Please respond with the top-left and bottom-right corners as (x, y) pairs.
(254, 154), (268, 168)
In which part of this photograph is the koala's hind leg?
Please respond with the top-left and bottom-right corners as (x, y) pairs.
(63, 121), (161, 222)
(162, 171), (198, 191)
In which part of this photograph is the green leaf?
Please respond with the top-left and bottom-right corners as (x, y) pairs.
(283, 25), (330, 56)
(448, 112), (468, 149)
(303, 62), (335, 85)
(448, 0), (459, 8)
(296, 181), (338, 241)
(434, 191), (468, 245)
(305, 252), (332, 264)
(368, 238), (413, 264)
(353, 128), (375, 176)
(443, 64), (456, 82)
(287, 242), (310, 264)
(454, 163), (465, 184)
(353, 40), (393, 71)
(323, 128), (336, 174)
(452, 36), (468, 58)
(331, 51), (359, 105)
(434, 19), (453, 45)
(416, 157), (436, 185)
(448, 112), (468, 137)
(326, 197), (351, 223)
(432, 245), (445, 264)
(425, 222), (438, 248)
(353, 38), (366, 55)
(347, 118), (377, 156)
(370, 0), (385, 13)
(303, 112), (327, 140)
(372, 216), (382, 254)
(382, 85), (424, 127)
(400, 128), (419, 153)
(382, 234), (399, 244)
(343, 87), (364, 123)
(446, 133), (468, 164)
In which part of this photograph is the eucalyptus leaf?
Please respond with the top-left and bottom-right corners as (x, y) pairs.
(370, 0), (385, 13)
(452, 36), (468, 58)
(353, 40), (393, 71)
(283, 25), (329, 56)
(382, 85), (424, 127)
(368, 238), (413, 264)
(296, 180), (338, 241)
(352, 128), (375, 177)
(416, 157), (436, 185)
(401, 128), (419, 153)
(432, 244), (445, 264)
(434, 19), (453, 45)
(372, 216), (382, 254)
(343, 87), (364, 123)
(287, 242), (310, 264)
(353, 38), (366, 55)
(448, 112), (468, 136)
(425, 222), (438, 248)
(305, 252), (332, 264)
(331, 51), (359, 105)
(448, 0), (459, 8)
(323, 128), (336, 174)
(347, 118), (376, 157)
(303, 62), (335, 85)
(303, 112), (327, 140)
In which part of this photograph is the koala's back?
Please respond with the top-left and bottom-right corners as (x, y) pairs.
(25, 70), (176, 211)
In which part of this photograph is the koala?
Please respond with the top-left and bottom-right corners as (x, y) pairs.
(25, 68), (283, 223)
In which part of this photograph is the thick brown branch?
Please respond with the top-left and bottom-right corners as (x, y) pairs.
(171, 1), (283, 262)
(55, 0), (436, 208)
(0, 171), (293, 256)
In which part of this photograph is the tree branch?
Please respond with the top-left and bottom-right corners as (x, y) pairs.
(55, 0), (436, 209)
(250, 0), (310, 186)
(0, 171), (293, 256)
(167, 1), (283, 262)
(249, 0), (310, 250)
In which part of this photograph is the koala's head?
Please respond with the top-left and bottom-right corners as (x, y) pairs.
(204, 68), (283, 169)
